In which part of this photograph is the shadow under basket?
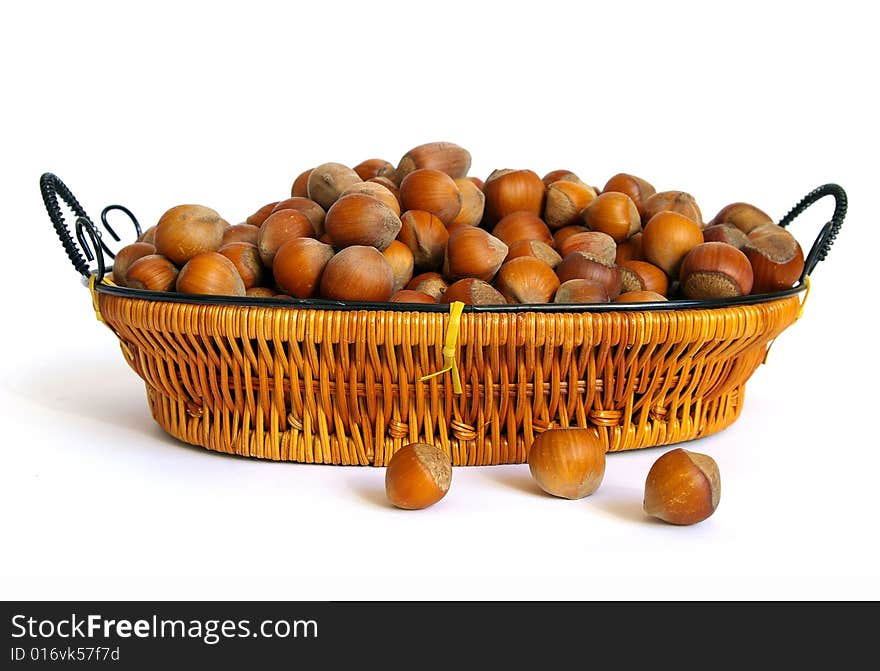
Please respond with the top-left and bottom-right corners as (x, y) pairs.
(41, 174), (847, 466)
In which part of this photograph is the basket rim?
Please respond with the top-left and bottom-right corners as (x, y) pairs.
(93, 277), (807, 313)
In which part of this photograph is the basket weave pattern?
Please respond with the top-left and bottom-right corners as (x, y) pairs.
(98, 292), (802, 466)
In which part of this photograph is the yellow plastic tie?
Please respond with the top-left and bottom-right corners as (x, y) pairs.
(88, 273), (107, 324)
(796, 274), (811, 320)
(419, 300), (464, 394)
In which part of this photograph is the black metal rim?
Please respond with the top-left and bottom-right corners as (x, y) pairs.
(93, 279), (807, 313)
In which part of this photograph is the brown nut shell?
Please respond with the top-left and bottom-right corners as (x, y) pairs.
(441, 278), (506, 305)
(245, 202), (280, 228)
(124, 254), (179, 292)
(580, 191), (641, 242)
(557, 231), (617, 266)
(396, 142), (472, 181)
(176, 252), (246, 297)
(399, 168), (463, 225)
(701, 223), (750, 249)
(354, 158), (397, 182)
(709, 202), (773, 234)
(324, 193), (402, 251)
(219, 242), (266, 289)
(272, 237), (335, 299)
(555, 253), (622, 298)
(494, 257), (561, 304)
(544, 181), (597, 229)
(389, 289), (438, 304)
(154, 204), (227, 266)
(397, 210), (450, 271)
(383, 239), (415, 293)
(679, 242), (754, 299)
(602, 173), (656, 220)
(482, 169), (546, 226)
(641, 211), (704, 276)
(644, 448), (720, 525)
(291, 168), (313, 198)
(222, 223), (261, 247)
(307, 162), (363, 209)
(112, 242), (156, 287)
(442, 227), (508, 282)
(340, 181), (401, 216)
(492, 211), (553, 247)
(257, 209), (314, 267)
(319, 245), (394, 302)
(619, 260), (669, 296)
(405, 272), (448, 300)
(554, 279), (611, 304)
(614, 290), (668, 303)
(385, 442), (452, 510)
(505, 239), (563, 268)
(527, 428), (606, 499)
(270, 197), (326, 236)
(450, 178), (485, 227)
(642, 190), (703, 226)
(615, 232), (644, 264)
(743, 224), (805, 293)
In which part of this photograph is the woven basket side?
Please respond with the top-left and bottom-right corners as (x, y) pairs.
(99, 295), (802, 465)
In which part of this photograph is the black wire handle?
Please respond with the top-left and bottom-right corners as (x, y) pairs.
(40, 173), (141, 282)
(778, 183), (847, 281)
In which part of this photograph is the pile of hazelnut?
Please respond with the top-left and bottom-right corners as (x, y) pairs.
(110, 141), (805, 305)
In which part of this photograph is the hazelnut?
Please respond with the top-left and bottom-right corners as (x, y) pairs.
(405, 272), (448, 300)
(222, 223), (261, 247)
(482, 169), (546, 226)
(443, 227), (508, 282)
(340, 181), (401, 216)
(307, 162), (362, 209)
(580, 191), (641, 242)
(641, 211), (704, 276)
(450, 177), (485, 227)
(553, 279), (611, 304)
(601, 173), (656, 221)
(708, 202), (773, 234)
(542, 169), (583, 188)
(619, 260), (669, 296)
(614, 290), (668, 303)
(641, 190), (703, 226)
(324, 193), (402, 251)
(291, 168), (313, 198)
(154, 204), (228, 266)
(467, 176), (484, 191)
(389, 289), (438, 304)
(441, 278), (506, 305)
(644, 448), (720, 525)
(271, 197), (326, 236)
(555, 253), (622, 298)
(385, 442), (452, 510)
(544, 181), (598, 229)
(383, 239), (415, 293)
(492, 211), (553, 247)
(505, 239), (563, 268)
(743, 224), (805, 293)
(353, 158), (397, 182)
(245, 202), (280, 228)
(494, 257), (560, 304)
(701, 223), (749, 249)
(176, 252), (246, 297)
(272, 237), (334, 299)
(257, 209), (314, 267)
(367, 176), (401, 202)
(527, 428), (605, 500)
(552, 224), (588, 252)
(399, 168), (463, 225)
(124, 254), (179, 292)
(246, 286), (277, 298)
(396, 141), (472, 181)
(219, 242), (266, 289)
(112, 242), (156, 287)
(397, 210), (449, 271)
(557, 231), (617, 266)
(137, 225), (157, 245)
(319, 245), (394, 302)
(615, 232), (644, 264)
(679, 242), (754, 299)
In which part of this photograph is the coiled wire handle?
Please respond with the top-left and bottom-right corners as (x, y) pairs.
(778, 183), (847, 281)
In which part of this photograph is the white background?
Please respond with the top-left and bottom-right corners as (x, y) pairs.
(1, 0), (877, 601)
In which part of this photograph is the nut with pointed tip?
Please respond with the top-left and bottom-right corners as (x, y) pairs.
(396, 141), (472, 181)
(494, 257), (560, 304)
(219, 242), (266, 290)
(482, 169), (546, 226)
(257, 209), (314, 267)
(389, 289), (438, 304)
(615, 232), (644, 264)
(382, 240), (415, 293)
(492, 211), (553, 247)
(542, 169), (583, 188)
(641, 190), (703, 226)
(353, 158), (397, 183)
(405, 272), (448, 300)
(397, 210), (449, 271)
(324, 193), (402, 251)
(441, 278), (506, 305)
(246, 286), (277, 298)
(137, 225), (157, 245)
(125, 254), (179, 292)
(602, 173), (656, 221)
(340, 181), (401, 217)
(306, 162), (363, 209)
(557, 231), (617, 266)
(743, 224), (805, 293)
(505, 239), (563, 268)
(619, 260), (669, 296)
(555, 253), (622, 298)
(544, 181), (597, 229)
(701, 223), (749, 249)
(273, 237), (335, 299)
(679, 242), (754, 299)
(450, 178), (485, 227)
(552, 225), (588, 253)
(154, 204), (228, 266)
(291, 168), (313, 198)
(112, 242), (156, 287)
(527, 428), (606, 499)
(270, 197), (326, 236)
(399, 168), (462, 225)
(708, 202), (773, 234)
(642, 211), (704, 276)
(385, 442), (452, 510)
(222, 223), (261, 247)
(580, 191), (641, 242)
(246, 202), (280, 228)
(443, 227), (508, 282)
(176, 252), (246, 297)
(319, 245), (394, 302)
(644, 448), (720, 525)
(367, 176), (401, 202)
(554, 279), (611, 304)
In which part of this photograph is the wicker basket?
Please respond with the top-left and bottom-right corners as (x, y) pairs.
(40, 174), (846, 466)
